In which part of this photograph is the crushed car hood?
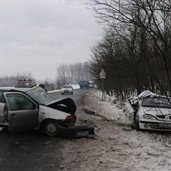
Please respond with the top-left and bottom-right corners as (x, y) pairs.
(140, 107), (171, 116)
(45, 97), (76, 115)
(138, 90), (158, 99)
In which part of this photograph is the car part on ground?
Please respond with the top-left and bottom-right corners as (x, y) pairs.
(57, 124), (95, 138)
(129, 90), (171, 131)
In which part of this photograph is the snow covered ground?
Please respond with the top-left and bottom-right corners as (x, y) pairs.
(60, 89), (171, 171)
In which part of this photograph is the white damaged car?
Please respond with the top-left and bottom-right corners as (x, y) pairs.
(129, 90), (171, 131)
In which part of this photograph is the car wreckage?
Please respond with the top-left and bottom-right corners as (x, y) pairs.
(0, 86), (94, 137)
(129, 90), (171, 131)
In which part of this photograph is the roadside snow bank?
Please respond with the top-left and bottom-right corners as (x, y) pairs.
(81, 90), (133, 127)
(61, 89), (171, 171)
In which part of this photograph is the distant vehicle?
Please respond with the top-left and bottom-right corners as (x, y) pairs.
(88, 81), (95, 88)
(15, 79), (36, 88)
(61, 85), (73, 95)
(0, 86), (77, 136)
(78, 81), (90, 89)
(129, 90), (171, 131)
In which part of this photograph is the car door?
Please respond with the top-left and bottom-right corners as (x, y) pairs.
(3, 92), (38, 132)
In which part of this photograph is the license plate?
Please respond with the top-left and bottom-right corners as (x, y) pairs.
(159, 123), (171, 128)
(76, 131), (89, 136)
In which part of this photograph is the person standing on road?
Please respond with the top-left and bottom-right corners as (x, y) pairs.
(39, 83), (47, 92)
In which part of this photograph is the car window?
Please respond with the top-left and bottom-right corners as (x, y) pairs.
(0, 90), (7, 103)
(17, 82), (31, 88)
(15, 80), (36, 88)
(26, 87), (50, 105)
(63, 86), (72, 88)
(142, 97), (171, 108)
(7, 94), (35, 111)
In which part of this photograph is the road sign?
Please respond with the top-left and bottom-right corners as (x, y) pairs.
(99, 69), (106, 79)
(100, 75), (105, 79)
(99, 69), (106, 76)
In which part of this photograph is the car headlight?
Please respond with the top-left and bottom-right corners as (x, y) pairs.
(143, 114), (156, 120)
(65, 115), (73, 121)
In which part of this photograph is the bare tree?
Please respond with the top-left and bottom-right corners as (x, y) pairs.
(56, 62), (92, 88)
(89, 0), (171, 97)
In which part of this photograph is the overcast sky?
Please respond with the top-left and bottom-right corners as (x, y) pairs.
(0, 0), (102, 81)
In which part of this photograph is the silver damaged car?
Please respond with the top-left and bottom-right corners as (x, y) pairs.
(0, 86), (77, 136)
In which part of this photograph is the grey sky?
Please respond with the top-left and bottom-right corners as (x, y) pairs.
(1, 0), (102, 81)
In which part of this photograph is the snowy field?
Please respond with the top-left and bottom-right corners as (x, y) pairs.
(60, 89), (171, 171)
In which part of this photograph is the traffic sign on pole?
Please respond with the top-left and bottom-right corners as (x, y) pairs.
(99, 69), (106, 79)
(99, 69), (106, 100)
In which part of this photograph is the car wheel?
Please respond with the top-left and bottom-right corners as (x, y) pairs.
(134, 113), (140, 130)
(72, 114), (77, 124)
(42, 120), (58, 137)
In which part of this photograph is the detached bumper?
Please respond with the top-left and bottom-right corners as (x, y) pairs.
(57, 124), (95, 138)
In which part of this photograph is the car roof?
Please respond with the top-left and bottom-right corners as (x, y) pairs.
(0, 87), (31, 92)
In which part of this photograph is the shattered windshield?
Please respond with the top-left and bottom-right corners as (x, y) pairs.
(142, 96), (171, 108)
(25, 87), (50, 105)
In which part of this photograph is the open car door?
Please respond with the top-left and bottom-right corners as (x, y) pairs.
(4, 92), (38, 133)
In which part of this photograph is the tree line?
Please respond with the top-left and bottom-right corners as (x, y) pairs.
(88, 0), (171, 99)
(0, 62), (92, 90)
(55, 62), (91, 88)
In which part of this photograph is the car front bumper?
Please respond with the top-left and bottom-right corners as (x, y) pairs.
(139, 119), (171, 131)
(62, 90), (72, 93)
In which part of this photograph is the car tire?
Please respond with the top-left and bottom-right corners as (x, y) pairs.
(72, 114), (77, 124)
(42, 120), (58, 137)
(134, 113), (140, 130)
